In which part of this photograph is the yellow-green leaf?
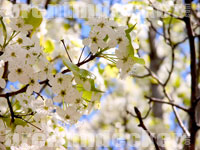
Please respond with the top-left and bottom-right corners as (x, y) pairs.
(44, 39), (55, 53)
(23, 8), (43, 30)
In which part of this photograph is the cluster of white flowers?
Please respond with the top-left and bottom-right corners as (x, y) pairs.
(82, 18), (140, 78)
(0, 8), (101, 148)
(0, 3), (143, 149)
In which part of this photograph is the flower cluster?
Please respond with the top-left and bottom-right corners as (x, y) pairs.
(0, 8), (101, 148)
(0, 4), (144, 149)
(82, 18), (141, 78)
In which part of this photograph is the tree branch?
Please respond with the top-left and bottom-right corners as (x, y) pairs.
(183, 1), (199, 149)
(146, 96), (189, 112)
(5, 94), (15, 123)
(61, 39), (73, 63)
(45, 0), (51, 9)
(0, 80), (50, 98)
(78, 46), (85, 64)
(131, 73), (150, 78)
(134, 107), (161, 150)
(144, 66), (190, 137)
(62, 52), (98, 74)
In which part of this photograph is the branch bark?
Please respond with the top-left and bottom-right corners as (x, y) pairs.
(45, 0), (51, 9)
(134, 107), (161, 150)
(146, 96), (189, 112)
(183, 1), (199, 149)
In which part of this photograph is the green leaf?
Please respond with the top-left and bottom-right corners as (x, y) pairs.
(63, 58), (103, 95)
(129, 1), (147, 6)
(125, 24), (136, 56)
(14, 118), (27, 126)
(131, 56), (145, 65)
(82, 90), (92, 101)
(63, 58), (94, 79)
(44, 39), (55, 53)
(89, 79), (104, 93)
(0, 17), (7, 47)
(63, 58), (80, 73)
(79, 69), (95, 79)
(173, 77), (181, 88)
(76, 84), (85, 92)
(71, 40), (82, 48)
(162, 17), (180, 25)
(125, 24), (136, 35)
(23, 8), (43, 30)
(2, 117), (11, 127)
(97, 63), (104, 75)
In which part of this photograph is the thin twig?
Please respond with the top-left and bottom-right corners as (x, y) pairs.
(127, 104), (152, 120)
(146, 96), (189, 112)
(34, 91), (44, 100)
(78, 46), (85, 63)
(61, 39), (73, 63)
(131, 73), (150, 78)
(0, 80), (50, 98)
(62, 52), (98, 74)
(83, 52), (92, 62)
(14, 115), (41, 131)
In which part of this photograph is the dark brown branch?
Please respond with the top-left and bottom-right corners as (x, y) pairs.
(15, 112), (35, 117)
(5, 94), (15, 123)
(61, 39), (73, 63)
(35, 83), (48, 99)
(183, 7), (197, 105)
(131, 73), (150, 78)
(14, 115), (41, 131)
(27, 0), (31, 4)
(78, 46), (85, 64)
(45, 0), (51, 9)
(146, 96), (189, 112)
(34, 91), (44, 100)
(83, 52), (92, 62)
(194, 5), (200, 90)
(62, 52), (98, 74)
(127, 104), (152, 120)
(183, 1), (199, 149)
(0, 85), (28, 98)
(134, 107), (160, 150)
(197, 36), (200, 84)
(0, 80), (50, 98)
(0, 61), (8, 94)
(2, 61), (8, 78)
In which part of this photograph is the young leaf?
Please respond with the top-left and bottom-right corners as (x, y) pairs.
(63, 58), (95, 79)
(23, 8), (43, 30)
(44, 39), (55, 53)
(0, 17), (7, 47)
(125, 24), (137, 56)
(131, 56), (145, 65)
